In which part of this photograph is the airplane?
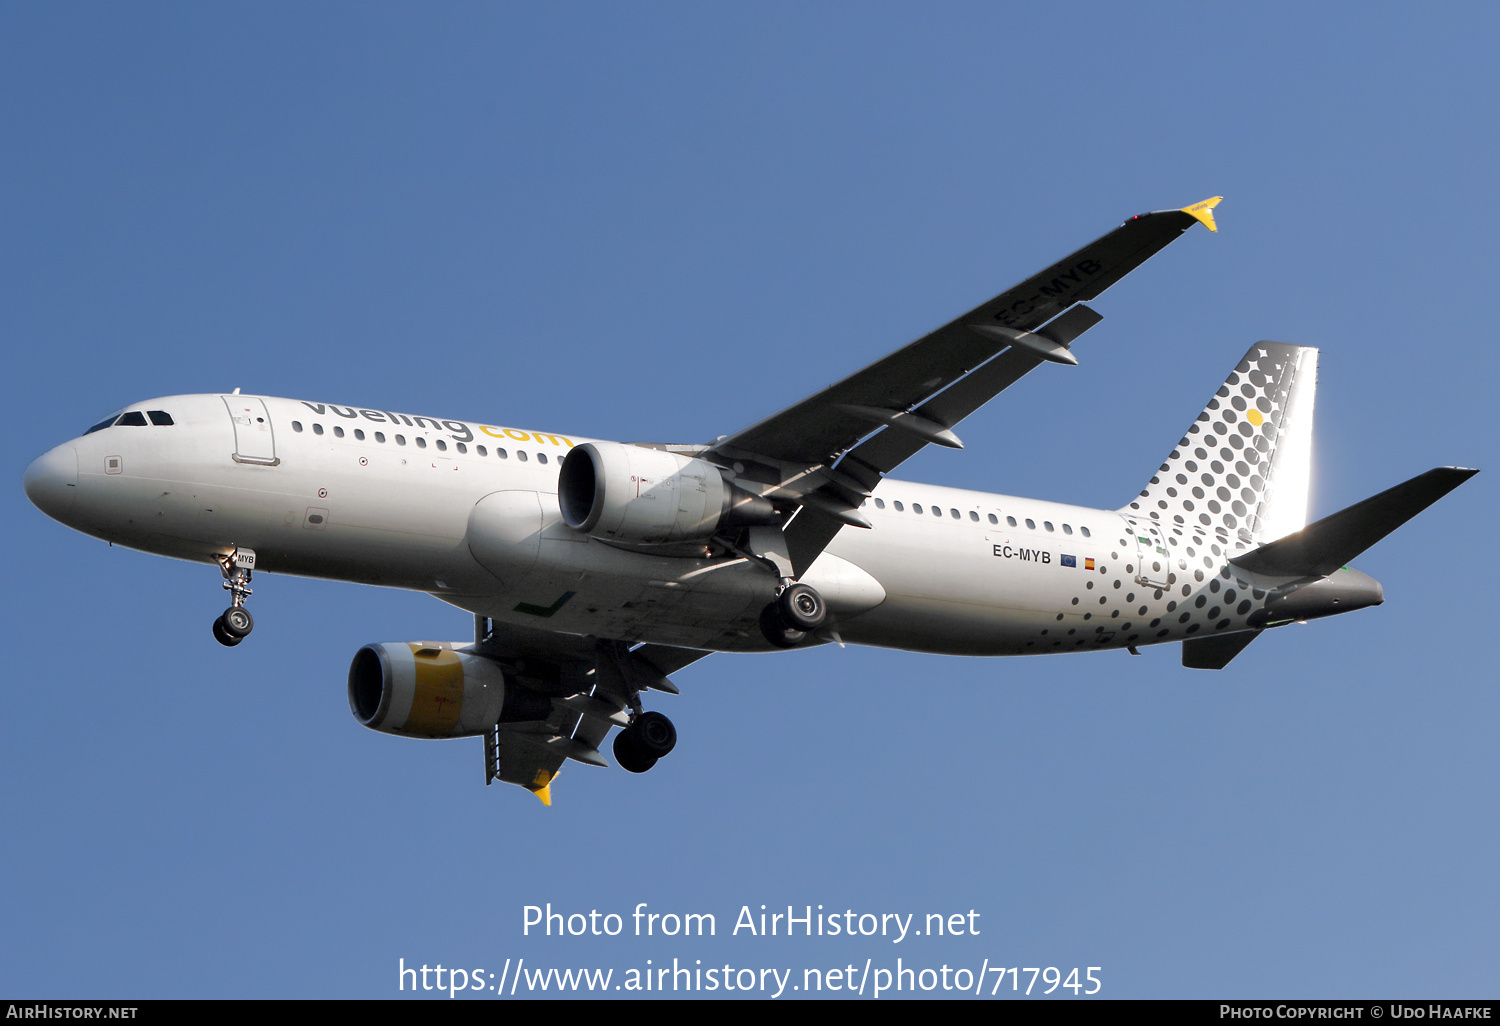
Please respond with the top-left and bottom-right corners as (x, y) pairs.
(22, 197), (1477, 805)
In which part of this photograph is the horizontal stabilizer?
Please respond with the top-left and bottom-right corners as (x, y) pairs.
(1182, 629), (1261, 669)
(1230, 467), (1478, 578)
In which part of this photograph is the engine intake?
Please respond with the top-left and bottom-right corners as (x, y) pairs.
(558, 441), (774, 545)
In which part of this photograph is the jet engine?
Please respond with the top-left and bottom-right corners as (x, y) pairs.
(558, 441), (775, 545)
(349, 642), (523, 739)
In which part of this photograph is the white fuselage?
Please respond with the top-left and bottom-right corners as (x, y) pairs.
(28, 393), (1284, 657)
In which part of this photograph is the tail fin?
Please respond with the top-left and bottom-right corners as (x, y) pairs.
(1122, 342), (1318, 549)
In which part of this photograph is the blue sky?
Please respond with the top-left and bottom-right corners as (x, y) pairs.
(4, 3), (1497, 999)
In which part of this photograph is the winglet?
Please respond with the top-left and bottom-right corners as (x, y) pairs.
(529, 769), (555, 806)
(1180, 196), (1223, 232)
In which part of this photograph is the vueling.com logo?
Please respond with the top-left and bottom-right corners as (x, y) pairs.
(299, 402), (574, 448)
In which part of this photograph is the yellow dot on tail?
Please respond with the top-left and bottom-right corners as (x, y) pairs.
(1247, 409), (1264, 426)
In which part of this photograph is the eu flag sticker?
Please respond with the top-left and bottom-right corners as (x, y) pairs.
(1060, 554), (1077, 568)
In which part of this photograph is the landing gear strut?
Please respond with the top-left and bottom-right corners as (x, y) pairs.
(613, 710), (678, 773)
(212, 549), (256, 647)
(758, 581), (827, 648)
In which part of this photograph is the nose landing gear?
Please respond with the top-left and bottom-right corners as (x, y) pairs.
(212, 549), (256, 647)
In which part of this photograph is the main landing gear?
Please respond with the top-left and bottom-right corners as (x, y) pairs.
(757, 581), (827, 648)
(212, 549), (256, 647)
(613, 710), (677, 774)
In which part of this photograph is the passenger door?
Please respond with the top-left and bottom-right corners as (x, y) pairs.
(222, 396), (278, 466)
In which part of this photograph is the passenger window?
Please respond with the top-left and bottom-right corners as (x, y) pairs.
(434, 439), (446, 451)
(313, 423), (324, 435)
(1025, 518), (1036, 529)
(476, 445), (487, 456)
(1006, 516), (1017, 527)
(1044, 521), (1054, 532)
(1063, 524), (1073, 535)
(292, 421), (304, 432)
(117, 411), (147, 426)
(395, 435), (406, 445)
(518, 451), (528, 462)
(497, 448), (508, 459)
(456, 442), (467, 454)
(538, 453), (548, 464)
(913, 503), (923, 514)
(416, 437), (427, 449)
(874, 498), (885, 509)
(1081, 526), (1091, 538)
(968, 511), (979, 521)
(334, 426), (345, 438)
(147, 411), (174, 426)
(375, 432), (386, 443)
(988, 514), (998, 524)
(893, 501), (904, 512)
(354, 429), (365, 440)
(951, 509), (960, 519)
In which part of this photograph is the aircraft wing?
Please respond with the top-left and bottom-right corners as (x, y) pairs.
(470, 614), (711, 804)
(704, 198), (1221, 575)
(486, 728), (569, 804)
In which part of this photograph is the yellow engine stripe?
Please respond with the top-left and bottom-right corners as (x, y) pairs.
(403, 644), (464, 735)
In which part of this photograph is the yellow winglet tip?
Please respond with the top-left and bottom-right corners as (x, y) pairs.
(1181, 196), (1223, 232)
(529, 769), (555, 806)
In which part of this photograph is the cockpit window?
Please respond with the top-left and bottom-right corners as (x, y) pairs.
(147, 410), (174, 426)
(116, 411), (148, 426)
(84, 410), (124, 435)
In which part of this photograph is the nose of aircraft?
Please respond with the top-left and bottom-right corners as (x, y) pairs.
(24, 443), (79, 522)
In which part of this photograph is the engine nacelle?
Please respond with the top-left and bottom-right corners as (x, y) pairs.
(348, 643), (507, 739)
(558, 441), (774, 545)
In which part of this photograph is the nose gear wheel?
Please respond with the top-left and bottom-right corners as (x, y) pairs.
(212, 549), (256, 647)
